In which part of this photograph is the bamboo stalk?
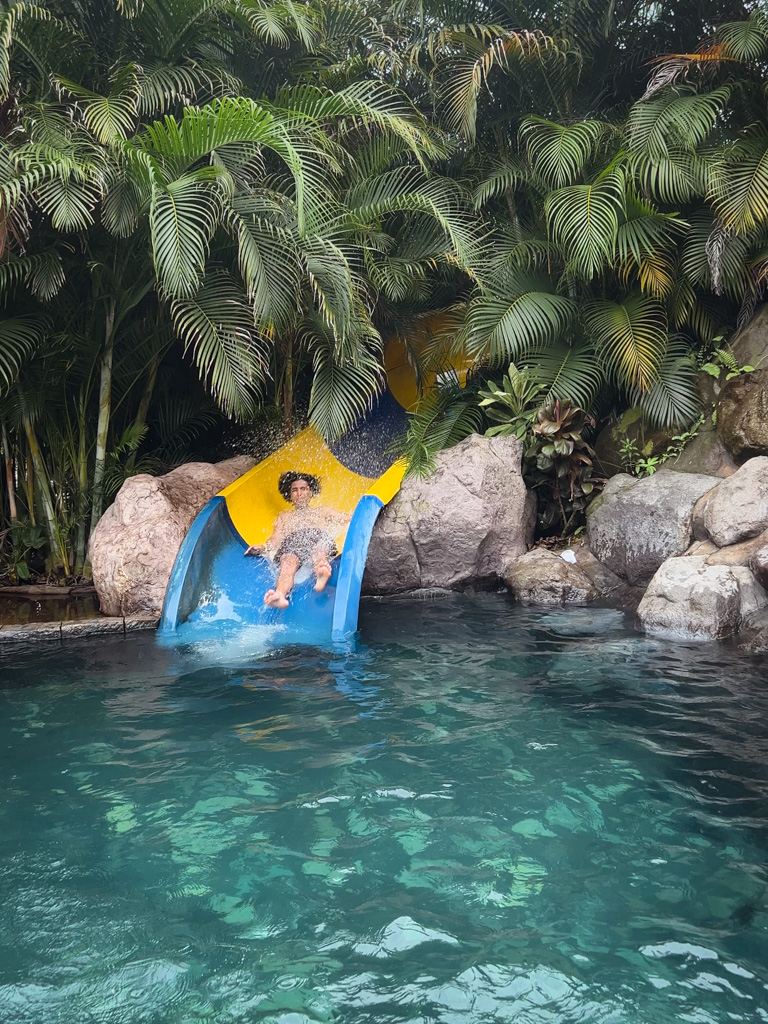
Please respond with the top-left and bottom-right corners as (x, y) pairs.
(74, 394), (89, 577)
(22, 412), (70, 575)
(1, 421), (18, 522)
(90, 298), (116, 529)
(126, 351), (160, 472)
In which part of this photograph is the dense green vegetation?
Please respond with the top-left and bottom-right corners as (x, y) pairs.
(1, 0), (767, 576)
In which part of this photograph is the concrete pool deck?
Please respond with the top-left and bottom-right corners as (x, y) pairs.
(0, 615), (159, 641)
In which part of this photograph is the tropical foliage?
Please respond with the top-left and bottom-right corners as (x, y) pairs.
(3, 0), (768, 573)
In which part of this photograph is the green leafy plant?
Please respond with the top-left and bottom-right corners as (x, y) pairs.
(477, 363), (544, 439)
(8, 522), (47, 581)
(700, 346), (755, 381)
(620, 415), (704, 476)
(525, 399), (601, 535)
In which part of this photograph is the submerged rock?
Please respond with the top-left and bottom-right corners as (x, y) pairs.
(637, 555), (768, 640)
(90, 456), (255, 616)
(586, 470), (720, 585)
(701, 456), (768, 547)
(363, 433), (535, 593)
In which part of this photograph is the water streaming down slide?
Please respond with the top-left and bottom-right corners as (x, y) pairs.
(159, 356), (418, 642)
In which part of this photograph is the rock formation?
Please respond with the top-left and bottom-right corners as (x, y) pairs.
(701, 457), (768, 547)
(716, 370), (768, 464)
(586, 470), (720, 585)
(90, 456), (255, 616)
(637, 555), (767, 640)
(363, 433), (535, 593)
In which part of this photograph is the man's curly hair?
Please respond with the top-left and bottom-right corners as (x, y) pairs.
(278, 471), (321, 502)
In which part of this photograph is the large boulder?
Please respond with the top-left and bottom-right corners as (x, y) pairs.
(504, 548), (597, 606)
(586, 471), (720, 585)
(701, 457), (768, 547)
(729, 303), (768, 370)
(90, 456), (255, 616)
(717, 370), (768, 464)
(638, 556), (768, 640)
(667, 418), (738, 479)
(363, 434), (535, 593)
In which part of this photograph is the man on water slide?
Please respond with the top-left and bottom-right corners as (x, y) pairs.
(244, 472), (351, 609)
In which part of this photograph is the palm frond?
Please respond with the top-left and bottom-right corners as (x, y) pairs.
(546, 170), (624, 279)
(710, 135), (768, 235)
(171, 271), (267, 418)
(0, 315), (45, 390)
(303, 314), (384, 440)
(585, 293), (667, 391)
(633, 338), (701, 428)
(400, 376), (483, 477)
(523, 339), (603, 410)
(150, 171), (223, 298)
(521, 117), (614, 188)
(463, 274), (576, 363)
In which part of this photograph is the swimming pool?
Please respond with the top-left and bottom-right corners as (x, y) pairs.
(1, 594), (766, 1023)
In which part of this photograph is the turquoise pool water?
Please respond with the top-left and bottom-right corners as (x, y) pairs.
(1, 595), (767, 1023)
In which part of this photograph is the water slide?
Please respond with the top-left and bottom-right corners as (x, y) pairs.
(159, 337), (422, 643)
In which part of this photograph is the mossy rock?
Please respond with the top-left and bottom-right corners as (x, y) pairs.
(593, 408), (673, 478)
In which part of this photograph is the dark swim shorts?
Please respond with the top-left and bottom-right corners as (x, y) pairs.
(274, 528), (337, 565)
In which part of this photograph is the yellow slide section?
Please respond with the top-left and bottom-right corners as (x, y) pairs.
(218, 427), (404, 553)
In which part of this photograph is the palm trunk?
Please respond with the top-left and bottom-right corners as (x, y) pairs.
(74, 396), (89, 576)
(90, 299), (116, 529)
(1, 422), (17, 522)
(22, 412), (69, 575)
(24, 452), (35, 525)
(126, 352), (160, 472)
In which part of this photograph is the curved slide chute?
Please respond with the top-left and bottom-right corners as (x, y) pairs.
(159, 390), (407, 643)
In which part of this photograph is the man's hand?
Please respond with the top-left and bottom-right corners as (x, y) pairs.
(244, 544), (264, 557)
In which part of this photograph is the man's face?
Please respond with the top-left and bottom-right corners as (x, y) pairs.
(289, 479), (312, 506)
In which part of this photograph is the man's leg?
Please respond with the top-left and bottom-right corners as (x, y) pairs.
(265, 553), (299, 608)
(310, 544), (333, 593)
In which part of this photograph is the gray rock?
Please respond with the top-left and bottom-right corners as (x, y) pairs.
(0, 621), (62, 642)
(89, 455), (255, 616)
(504, 548), (597, 606)
(586, 471), (720, 585)
(637, 555), (768, 640)
(668, 425), (738, 478)
(730, 303), (768, 370)
(364, 434), (535, 593)
(59, 618), (126, 638)
(740, 625), (768, 653)
(750, 541), (768, 590)
(717, 370), (768, 463)
(705, 529), (768, 567)
(702, 457), (768, 547)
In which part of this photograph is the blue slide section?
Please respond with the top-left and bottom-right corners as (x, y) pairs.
(159, 493), (385, 644)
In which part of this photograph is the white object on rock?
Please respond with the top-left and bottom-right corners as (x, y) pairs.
(701, 456), (768, 547)
(89, 456), (255, 616)
(504, 548), (596, 606)
(560, 549), (577, 563)
(637, 555), (768, 640)
(363, 433), (535, 593)
(587, 471), (720, 585)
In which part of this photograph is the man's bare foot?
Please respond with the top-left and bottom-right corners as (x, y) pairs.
(314, 561), (332, 592)
(264, 588), (290, 609)
(244, 544), (263, 557)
